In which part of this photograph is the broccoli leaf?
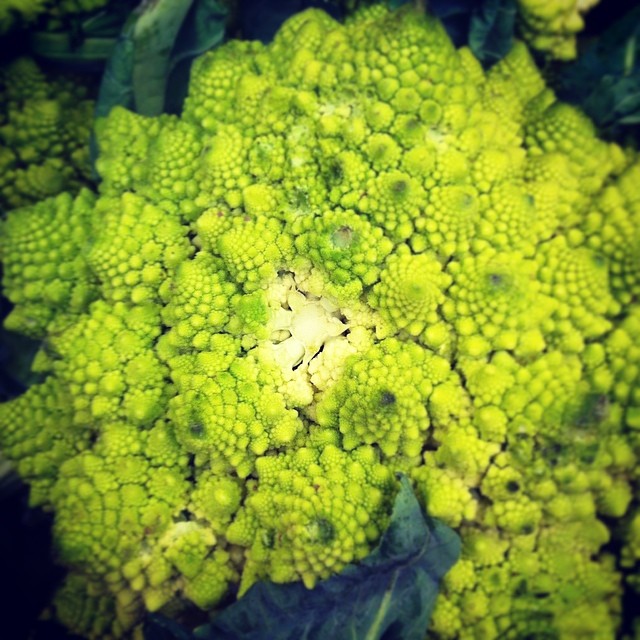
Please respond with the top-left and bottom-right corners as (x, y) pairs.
(0, 298), (42, 401)
(145, 475), (460, 640)
(95, 0), (231, 119)
(468, 0), (516, 66)
(94, 10), (136, 117)
(163, 0), (231, 114)
(130, 0), (195, 116)
(554, 5), (640, 139)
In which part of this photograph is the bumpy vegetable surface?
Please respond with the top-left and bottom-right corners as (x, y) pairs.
(1, 5), (639, 639)
(0, 57), (94, 210)
(516, 0), (601, 60)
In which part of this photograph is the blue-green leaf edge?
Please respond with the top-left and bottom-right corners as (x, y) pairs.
(145, 475), (461, 640)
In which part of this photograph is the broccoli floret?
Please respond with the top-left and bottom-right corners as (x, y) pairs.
(0, 189), (97, 337)
(0, 58), (95, 209)
(0, 5), (639, 639)
(516, 0), (601, 60)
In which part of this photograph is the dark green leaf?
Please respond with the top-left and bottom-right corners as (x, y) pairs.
(146, 475), (460, 640)
(163, 0), (231, 114)
(94, 13), (137, 118)
(428, 0), (482, 47)
(169, 0), (230, 68)
(554, 5), (640, 139)
(468, 0), (516, 67)
(94, 0), (232, 120)
(131, 0), (195, 116)
(144, 615), (195, 640)
(0, 314), (42, 401)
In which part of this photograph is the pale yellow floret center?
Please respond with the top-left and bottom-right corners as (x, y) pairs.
(269, 273), (348, 369)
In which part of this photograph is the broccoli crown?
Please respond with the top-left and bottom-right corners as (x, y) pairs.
(1, 6), (639, 639)
(0, 57), (95, 210)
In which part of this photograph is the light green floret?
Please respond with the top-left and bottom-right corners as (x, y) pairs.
(190, 474), (243, 533)
(52, 574), (124, 640)
(291, 207), (393, 300)
(270, 8), (342, 63)
(0, 189), (97, 337)
(603, 306), (640, 431)
(196, 124), (252, 208)
(525, 522), (621, 637)
(167, 338), (305, 478)
(51, 420), (233, 617)
(461, 349), (589, 444)
(443, 248), (553, 357)
(362, 169), (428, 240)
(214, 216), (293, 291)
(320, 148), (374, 207)
(0, 377), (81, 507)
(477, 182), (545, 254)
(412, 461), (478, 527)
(139, 522), (237, 610)
(432, 424), (498, 488)
(583, 160), (640, 304)
(364, 133), (402, 170)
(51, 424), (188, 578)
(432, 511), (620, 638)
(226, 445), (396, 592)
(316, 337), (451, 459)
(417, 185), (481, 257)
(48, 301), (170, 427)
(183, 40), (266, 130)
(516, 0), (600, 61)
(248, 134), (287, 181)
(94, 107), (164, 195)
(4, 158), (65, 207)
(524, 97), (619, 205)
(2, 4), (640, 639)
(524, 153), (581, 225)
(536, 235), (619, 344)
(369, 244), (451, 337)
(517, 351), (588, 437)
(486, 41), (546, 108)
(5, 99), (63, 159)
(158, 252), (239, 354)
(469, 147), (524, 193)
(87, 193), (193, 304)
(141, 120), (204, 214)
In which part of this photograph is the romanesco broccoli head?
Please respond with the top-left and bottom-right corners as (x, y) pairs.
(1, 5), (639, 639)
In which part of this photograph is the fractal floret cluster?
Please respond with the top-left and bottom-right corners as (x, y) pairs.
(0, 57), (94, 210)
(0, 5), (639, 639)
(516, 0), (601, 60)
